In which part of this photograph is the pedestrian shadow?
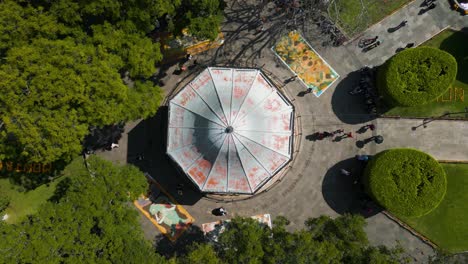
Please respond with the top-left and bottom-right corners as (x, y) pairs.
(331, 70), (377, 124)
(321, 158), (382, 218)
(355, 136), (379, 149)
(305, 132), (329, 141)
(126, 106), (203, 206)
(297, 91), (306, 97)
(154, 225), (206, 258)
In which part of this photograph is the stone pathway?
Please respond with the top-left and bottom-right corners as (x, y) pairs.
(374, 118), (468, 161)
(97, 0), (468, 262)
(345, 0), (468, 66)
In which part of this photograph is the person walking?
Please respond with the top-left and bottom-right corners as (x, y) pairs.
(213, 207), (227, 216)
(285, 75), (297, 84)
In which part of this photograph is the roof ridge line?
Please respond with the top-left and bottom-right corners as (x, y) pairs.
(207, 68), (231, 126)
(230, 70), (260, 125)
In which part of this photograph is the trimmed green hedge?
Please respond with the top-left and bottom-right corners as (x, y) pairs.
(377, 47), (457, 106)
(363, 149), (447, 217)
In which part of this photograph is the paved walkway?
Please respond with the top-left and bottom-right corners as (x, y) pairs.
(374, 118), (468, 161)
(345, 0), (468, 66)
(98, 0), (468, 262)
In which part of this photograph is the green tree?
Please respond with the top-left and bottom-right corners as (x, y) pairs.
(91, 22), (163, 78)
(47, 0), (181, 33)
(306, 214), (368, 252)
(214, 215), (406, 264)
(0, 38), (163, 162)
(363, 149), (447, 217)
(211, 215), (405, 264)
(218, 217), (266, 264)
(175, 0), (224, 40)
(0, 1), (72, 55)
(377, 47), (457, 106)
(306, 214), (405, 264)
(0, 157), (165, 263)
(180, 243), (223, 264)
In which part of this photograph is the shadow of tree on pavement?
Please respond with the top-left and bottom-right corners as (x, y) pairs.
(127, 106), (203, 206)
(331, 70), (378, 124)
(321, 157), (382, 218)
(154, 225), (206, 258)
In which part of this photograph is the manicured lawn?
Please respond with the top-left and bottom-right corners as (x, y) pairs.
(0, 178), (60, 224)
(400, 163), (468, 253)
(330, 0), (411, 37)
(384, 29), (468, 118)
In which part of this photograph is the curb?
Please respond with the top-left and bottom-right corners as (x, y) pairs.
(379, 115), (468, 121)
(381, 210), (439, 250)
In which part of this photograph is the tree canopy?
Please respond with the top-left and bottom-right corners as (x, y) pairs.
(174, 215), (406, 264)
(0, 156), (407, 263)
(363, 148), (447, 217)
(0, 0), (224, 163)
(0, 157), (167, 263)
(377, 47), (457, 106)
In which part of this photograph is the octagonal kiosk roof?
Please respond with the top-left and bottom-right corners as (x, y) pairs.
(167, 67), (294, 194)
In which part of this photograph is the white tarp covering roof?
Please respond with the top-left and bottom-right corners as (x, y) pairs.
(167, 67), (294, 194)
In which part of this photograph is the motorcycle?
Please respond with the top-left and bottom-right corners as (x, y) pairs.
(358, 36), (378, 48)
(362, 40), (382, 53)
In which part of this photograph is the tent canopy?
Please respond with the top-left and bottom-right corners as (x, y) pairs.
(167, 67), (294, 194)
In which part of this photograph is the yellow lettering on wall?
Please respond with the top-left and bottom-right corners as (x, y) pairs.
(454, 88), (464, 102)
(42, 164), (52, 173)
(6, 162), (13, 171)
(15, 163), (22, 172)
(0, 161), (54, 174)
(440, 88), (452, 102)
(33, 163), (42, 173)
(23, 163), (33, 173)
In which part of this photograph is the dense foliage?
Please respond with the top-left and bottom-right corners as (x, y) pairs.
(0, 157), (166, 263)
(377, 47), (457, 106)
(0, 0), (224, 163)
(174, 215), (406, 264)
(363, 148), (447, 217)
(0, 157), (407, 263)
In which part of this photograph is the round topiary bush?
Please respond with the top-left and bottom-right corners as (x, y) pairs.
(363, 148), (447, 217)
(377, 47), (457, 106)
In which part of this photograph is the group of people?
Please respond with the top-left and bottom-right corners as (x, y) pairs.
(313, 129), (352, 141)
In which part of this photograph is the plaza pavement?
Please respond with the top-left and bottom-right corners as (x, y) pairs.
(344, 0), (468, 67)
(98, 0), (468, 262)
